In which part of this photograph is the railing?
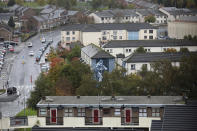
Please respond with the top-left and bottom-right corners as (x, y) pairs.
(121, 117), (139, 125)
(10, 116), (28, 127)
(46, 117), (63, 125)
(85, 117), (103, 125)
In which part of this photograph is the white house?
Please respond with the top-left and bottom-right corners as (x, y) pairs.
(159, 7), (197, 22)
(168, 16), (197, 39)
(102, 40), (197, 57)
(61, 23), (157, 49)
(122, 52), (194, 75)
(89, 9), (140, 23)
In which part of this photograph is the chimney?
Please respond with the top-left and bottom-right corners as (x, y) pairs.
(77, 95), (80, 99)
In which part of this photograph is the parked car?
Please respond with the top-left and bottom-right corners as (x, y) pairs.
(27, 42), (33, 47)
(41, 37), (46, 43)
(29, 51), (34, 56)
(7, 87), (17, 95)
(9, 48), (14, 52)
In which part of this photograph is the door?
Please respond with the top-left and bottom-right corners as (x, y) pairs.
(93, 109), (99, 123)
(51, 109), (57, 123)
(125, 109), (131, 123)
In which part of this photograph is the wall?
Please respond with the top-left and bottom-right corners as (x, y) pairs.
(139, 29), (157, 40)
(82, 32), (102, 46)
(128, 31), (139, 40)
(168, 21), (197, 39)
(89, 13), (102, 23)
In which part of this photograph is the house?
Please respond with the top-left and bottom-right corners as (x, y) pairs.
(122, 52), (195, 75)
(0, 24), (13, 41)
(151, 104), (197, 131)
(159, 7), (197, 22)
(89, 9), (140, 23)
(0, 13), (14, 24)
(168, 16), (197, 39)
(81, 44), (115, 73)
(102, 40), (197, 57)
(61, 23), (157, 48)
(34, 95), (184, 130)
(136, 9), (167, 24)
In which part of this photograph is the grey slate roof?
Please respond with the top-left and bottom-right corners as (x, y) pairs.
(178, 16), (197, 22)
(33, 16), (46, 22)
(102, 40), (197, 48)
(37, 96), (183, 107)
(151, 105), (197, 131)
(67, 10), (79, 16)
(92, 50), (114, 59)
(0, 13), (14, 21)
(151, 120), (162, 131)
(124, 52), (195, 63)
(63, 23), (156, 32)
(136, 9), (166, 16)
(162, 7), (197, 16)
(82, 44), (114, 59)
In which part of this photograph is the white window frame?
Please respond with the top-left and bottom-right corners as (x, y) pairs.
(64, 108), (73, 117)
(139, 108), (147, 117)
(39, 108), (47, 116)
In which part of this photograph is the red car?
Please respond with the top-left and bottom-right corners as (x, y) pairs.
(9, 48), (14, 52)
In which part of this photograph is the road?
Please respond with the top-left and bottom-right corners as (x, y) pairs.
(0, 29), (61, 117)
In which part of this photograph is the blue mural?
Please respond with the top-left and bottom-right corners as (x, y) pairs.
(94, 59), (107, 82)
(128, 32), (139, 40)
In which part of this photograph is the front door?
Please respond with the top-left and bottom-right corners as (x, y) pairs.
(51, 109), (57, 123)
(93, 109), (99, 123)
(125, 109), (131, 123)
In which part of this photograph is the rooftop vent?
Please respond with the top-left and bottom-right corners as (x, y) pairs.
(77, 95), (80, 99)
(147, 95), (151, 98)
(45, 96), (53, 102)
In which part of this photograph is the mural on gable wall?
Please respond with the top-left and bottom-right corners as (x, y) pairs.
(94, 59), (107, 82)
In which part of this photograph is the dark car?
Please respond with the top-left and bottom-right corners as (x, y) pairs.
(7, 87), (17, 95)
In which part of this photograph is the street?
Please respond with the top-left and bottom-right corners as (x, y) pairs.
(0, 29), (61, 117)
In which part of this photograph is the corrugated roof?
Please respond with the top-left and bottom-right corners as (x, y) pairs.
(151, 120), (162, 131)
(37, 96), (183, 107)
(92, 50), (114, 59)
(81, 44), (100, 58)
(124, 52), (195, 63)
(102, 40), (197, 48)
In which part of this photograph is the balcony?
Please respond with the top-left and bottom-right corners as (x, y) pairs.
(121, 117), (139, 125)
(46, 117), (63, 125)
(85, 117), (103, 125)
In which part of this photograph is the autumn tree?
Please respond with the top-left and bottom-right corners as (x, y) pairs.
(165, 48), (177, 53)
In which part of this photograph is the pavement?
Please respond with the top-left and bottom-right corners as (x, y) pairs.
(0, 29), (61, 117)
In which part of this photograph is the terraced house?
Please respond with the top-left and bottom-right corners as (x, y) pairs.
(61, 23), (157, 49)
(35, 95), (184, 130)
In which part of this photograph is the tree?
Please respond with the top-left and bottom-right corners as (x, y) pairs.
(8, 16), (15, 28)
(7, 0), (15, 6)
(15, 0), (24, 5)
(165, 48), (177, 53)
(145, 15), (156, 23)
(134, 46), (146, 53)
(180, 48), (189, 53)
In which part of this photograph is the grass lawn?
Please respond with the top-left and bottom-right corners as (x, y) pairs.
(16, 108), (37, 117)
(22, 2), (43, 9)
(0, 89), (6, 94)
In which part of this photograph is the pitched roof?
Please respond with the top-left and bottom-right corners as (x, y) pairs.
(63, 23), (156, 32)
(161, 7), (197, 16)
(102, 40), (197, 48)
(37, 96), (184, 107)
(151, 105), (197, 131)
(124, 52), (195, 63)
(92, 50), (114, 59)
(81, 44), (114, 59)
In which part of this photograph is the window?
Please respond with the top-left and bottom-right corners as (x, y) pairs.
(119, 36), (122, 40)
(66, 37), (70, 41)
(144, 30), (147, 33)
(143, 64), (147, 68)
(110, 49), (113, 53)
(113, 30), (117, 35)
(139, 108), (147, 117)
(102, 31), (106, 35)
(129, 49), (131, 52)
(144, 36), (147, 39)
(78, 108), (85, 117)
(72, 31), (75, 35)
(101, 17), (104, 20)
(149, 36), (153, 39)
(66, 31), (70, 35)
(72, 37), (75, 41)
(114, 108), (121, 116)
(107, 49), (109, 52)
(148, 49), (150, 52)
(103, 108), (110, 115)
(65, 108), (73, 117)
(126, 17), (128, 20)
(102, 36), (107, 40)
(149, 30), (153, 33)
(113, 36), (117, 40)
(131, 64), (135, 70)
(152, 108), (160, 117)
(40, 108), (46, 116)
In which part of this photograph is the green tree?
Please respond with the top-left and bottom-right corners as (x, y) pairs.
(8, 16), (15, 28)
(134, 46), (146, 53)
(145, 15), (156, 23)
(180, 48), (189, 53)
(15, 0), (24, 5)
(7, 0), (15, 6)
(27, 73), (55, 109)
(186, 0), (195, 8)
